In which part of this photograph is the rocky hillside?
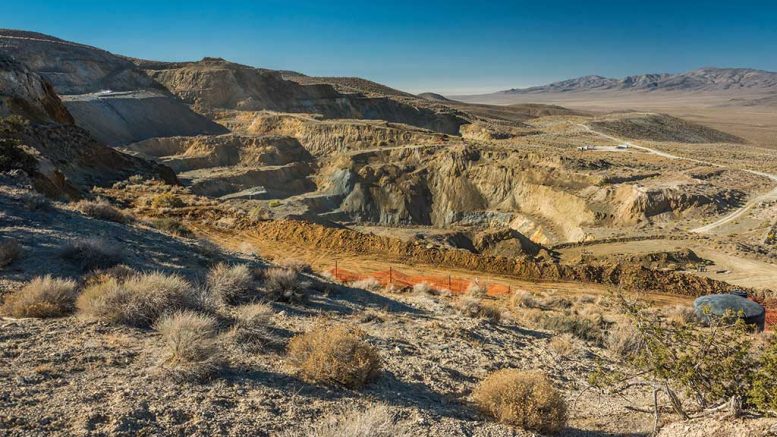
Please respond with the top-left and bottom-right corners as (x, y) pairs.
(0, 54), (175, 197)
(143, 58), (468, 135)
(0, 30), (227, 145)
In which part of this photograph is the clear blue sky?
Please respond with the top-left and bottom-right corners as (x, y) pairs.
(4, 0), (777, 94)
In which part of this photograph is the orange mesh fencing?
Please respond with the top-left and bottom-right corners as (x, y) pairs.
(330, 266), (514, 296)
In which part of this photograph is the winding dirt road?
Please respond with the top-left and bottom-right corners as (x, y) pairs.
(579, 123), (777, 234)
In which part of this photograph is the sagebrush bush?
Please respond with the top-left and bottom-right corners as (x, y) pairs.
(264, 266), (311, 302)
(278, 259), (312, 274)
(536, 312), (606, 345)
(77, 272), (198, 328)
(149, 218), (192, 237)
(472, 369), (567, 434)
(281, 404), (413, 437)
(465, 281), (487, 297)
(350, 277), (382, 292)
(59, 238), (124, 272)
(0, 275), (78, 318)
(207, 263), (255, 305)
(155, 311), (223, 382)
(0, 239), (22, 267)
(412, 282), (435, 295)
(511, 290), (544, 310)
(287, 322), (381, 389)
(73, 198), (127, 223)
(549, 333), (576, 356)
(229, 303), (275, 351)
(749, 339), (777, 412)
(150, 193), (184, 209)
(457, 296), (501, 323)
(605, 319), (645, 358)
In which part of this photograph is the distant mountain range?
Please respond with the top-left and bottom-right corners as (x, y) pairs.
(501, 68), (777, 94)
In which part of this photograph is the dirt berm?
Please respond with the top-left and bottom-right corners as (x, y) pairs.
(244, 220), (764, 297)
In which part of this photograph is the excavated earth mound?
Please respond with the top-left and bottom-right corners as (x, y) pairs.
(589, 113), (745, 144)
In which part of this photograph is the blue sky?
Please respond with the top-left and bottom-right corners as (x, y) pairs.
(4, 0), (777, 94)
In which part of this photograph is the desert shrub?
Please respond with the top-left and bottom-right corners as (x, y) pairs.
(263, 266), (311, 302)
(20, 192), (50, 211)
(664, 304), (696, 325)
(0, 137), (37, 174)
(576, 294), (598, 304)
(350, 277), (382, 292)
(278, 258), (312, 274)
(77, 272), (198, 328)
(472, 369), (567, 434)
(155, 311), (223, 381)
(247, 206), (271, 222)
(281, 404), (413, 437)
(149, 218), (193, 237)
(549, 333), (576, 356)
(749, 339), (777, 412)
(73, 198), (127, 223)
(511, 290), (545, 310)
(541, 295), (574, 310)
(605, 319), (645, 358)
(268, 199), (282, 208)
(0, 239), (22, 267)
(287, 322), (381, 389)
(465, 281), (487, 298)
(457, 296), (501, 323)
(536, 312), (606, 345)
(59, 238), (124, 272)
(0, 275), (78, 318)
(150, 193), (184, 209)
(412, 282), (435, 295)
(229, 303), (275, 351)
(207, 263), (255, 305)
(83, 264), (137, 287)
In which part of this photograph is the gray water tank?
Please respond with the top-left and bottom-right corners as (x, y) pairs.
(693, 294), (765, 331)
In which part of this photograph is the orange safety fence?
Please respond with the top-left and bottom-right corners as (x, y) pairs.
(329, 266), (515, 296)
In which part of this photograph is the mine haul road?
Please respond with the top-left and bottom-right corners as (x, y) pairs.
(578, 122), (777, 234)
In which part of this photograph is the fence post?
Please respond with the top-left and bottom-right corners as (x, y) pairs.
(334, 260), (338, 279)
(448, 275), (451, 291)
(389, 266), (392, 285)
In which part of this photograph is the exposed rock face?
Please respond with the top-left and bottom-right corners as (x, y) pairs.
(0, 31), (228, 145)
(0, 55), (73, 124)
(145, 58), (468, 135)
(62, 91), (227, 146)
(0, 30), (161, 94)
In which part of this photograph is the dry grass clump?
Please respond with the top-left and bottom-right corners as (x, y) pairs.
(511, 290), (544, 309)
(73, 198), (127, 223)
(536, 312), (606, 345)
(59, 238), (124, 272)
(77, 272), (197, 328)
(155, 311), (224, 382)
(606, 319), (645, 358)
(465, 281), (487, 298)
(149, 218), (193, 237)
(472, 369), (567, 434)
(278, 258), (312, 274)
(229, 303), (274, 350)
(150, 192), (184, 209)
(0, 239), (22, 267)
(282, 404), (413, 437)
(207, 263), (255, 305)
(287, 322), (381, 389)
(83, 264), (137, 287)
(20, 192), (50, 211)
(350, 277), (382, 292)
(412, 281), (436, 295)
(665, 304), (696, 325)
(263, 266), (311, 302)
(0, 275), (79, 318)
(549, 333), (576, 356)
(457, 296), (501, 323)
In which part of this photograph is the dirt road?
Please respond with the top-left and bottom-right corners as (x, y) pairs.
(579, 122), (777, 234)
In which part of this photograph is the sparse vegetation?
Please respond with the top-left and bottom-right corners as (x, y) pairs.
(0, 137), (37, 174)
(229, 303), (275, 351)
(549, 333), (576, 356)
(350, 277), (382, 291)
(472, 369), (567, 434)
(59, 237), (124, 272)
(0, 238), (22, 267)
(457, 296), (501, 323)
(263, 266), (311, 302)
(149, 218), (193, 237)
(287, 321), (381, 389)
(0, 275), (78, 318)
(77, 272), (198, 328)
(73, 198), (127, 223)
(282, 404), (413, 437)
(412, 281), (435, 295)
(465, 280), (487, 297)
(155, 311), (224, 382)
(150, 192), (185, 209)
(207, 263), (255, 305)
